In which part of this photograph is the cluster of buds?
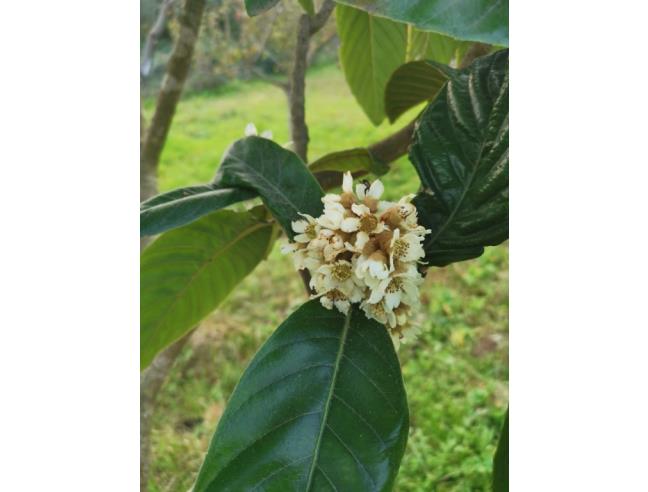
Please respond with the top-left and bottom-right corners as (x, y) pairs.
(282, 172), (430, 346)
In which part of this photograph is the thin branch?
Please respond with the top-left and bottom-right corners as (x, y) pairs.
(140, 330), (194, 492)
(251, 67), (289, 93)
(309, 0), (336, 34)
(288, 0), (335, 162)
(141, 0), (206, 202)
(141, 0), (176, 78)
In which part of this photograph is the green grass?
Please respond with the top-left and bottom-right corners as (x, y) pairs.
(146, 65), (508, 492)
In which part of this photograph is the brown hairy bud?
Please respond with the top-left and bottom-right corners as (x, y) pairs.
(362, 238), (378, 256)
(381, 207), (402, 229)
(364, 196), (379, 212)
(340, 192), (355, 209)
(375, 230), (393, 253)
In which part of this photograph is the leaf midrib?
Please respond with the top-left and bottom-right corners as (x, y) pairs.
(304, 309), (351, 490)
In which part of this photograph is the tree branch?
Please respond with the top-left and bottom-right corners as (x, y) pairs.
(140, 330), (194, 492)
(287, 0), (335, 162)
(251, 67), (289, 93)
(140, 0), (206, 202)
(141, 0), (176, 78)
(140, 1), (206, 490)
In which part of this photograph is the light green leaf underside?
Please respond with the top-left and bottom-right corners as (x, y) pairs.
(407, 28), (471, 66)
(140, 210), (273, 369)
(194, 300), (409, 491)
(335, 0), (509, 46)
(309, 147), (388, 176)
(336, 4), (407, 125)
(384, 60), (449, 123)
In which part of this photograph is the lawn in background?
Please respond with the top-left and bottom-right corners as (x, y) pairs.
(144, 64), (508, 492)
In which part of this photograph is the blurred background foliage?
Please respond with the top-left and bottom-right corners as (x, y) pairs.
(141, 0), (337, 96)
(141, 1), (507, 490)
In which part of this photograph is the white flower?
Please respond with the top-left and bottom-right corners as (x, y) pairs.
(367, 272), (421, 309)
(244, 122), (273, 139)
(389, 228), (426, 269)
(360, 299), (396, 327)
(356, 179), (384, 201)
(281, 171), (431, 345)
(291, 214), (319, 243)
(319, 289), (351, 314)
(317, 202), (345, 230)
(356, 249), (391, 281)
(311, 260), (362, 301)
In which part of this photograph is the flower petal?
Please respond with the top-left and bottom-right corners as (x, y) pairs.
(368, 179), (384, 199)
(340, 217), (360, 232)
(342, 172), (353, 193)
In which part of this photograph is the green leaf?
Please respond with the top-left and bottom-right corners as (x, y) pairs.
(298, 0), (315, 15)
(493, 408), (509, 492)
(244, 0), (280, 16)
(194, 300), (409, 491)
(410, 49), (508, 266)
(214, 136), (324, 238)
(407, 29), (470, 65)
(309, 148), (388, 176)
(336, 4), (407, 125)
(140, 210), (273, 370)
(140, 185), (256, 237)
(335, 0), (509, 46)
(384, 60), (450, 123)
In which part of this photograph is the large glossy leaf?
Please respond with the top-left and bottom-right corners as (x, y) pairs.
(244, 0), (279, 16)
(194, 300), (409, 491)
(410, 49), (508, 266)
(214, 136), (324, 238)
(493, 408), (509, 492)
(309, 148), (388, 176)
(140, 185), (256, 237)
(335, 0), (509, 46)
(384, 61), (451, 123)
(140, 210), (274, 369)
(336, 4), (407, 125)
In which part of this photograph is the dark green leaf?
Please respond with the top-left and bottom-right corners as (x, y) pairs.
(384, 60), (450, 123)
(244, 0), (280, 16)
(194, 300), (409, 491)
(309, 147), (388, 176)
(335, 0), (509, 46)
(140, 210), (274, 370)
(493, 408), (509, 492)
(140, 185), (256, 237)
(214, 136), (324, 238)
(298, 0), (315, 15)
(336, 4), (407, 125)
(410, 50), (508, 267)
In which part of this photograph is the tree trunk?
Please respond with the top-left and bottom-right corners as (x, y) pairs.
(140, 0), (206, 490)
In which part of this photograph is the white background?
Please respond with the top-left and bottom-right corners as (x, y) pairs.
(0, 0), (647, 490)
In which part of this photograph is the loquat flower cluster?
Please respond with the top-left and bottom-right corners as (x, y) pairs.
(282, 172), (430, 346)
